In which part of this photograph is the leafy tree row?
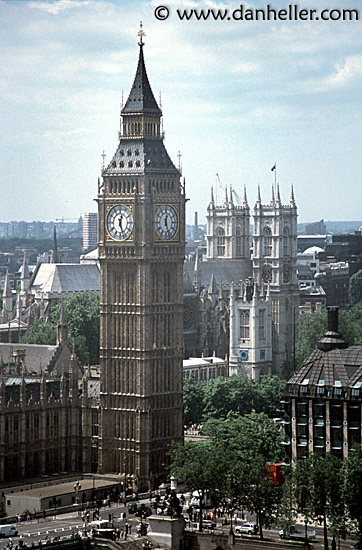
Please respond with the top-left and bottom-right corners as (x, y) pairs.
(184, 374), (285, 424)
(21, 292), (100, 365)
(170, 414), (362, 548)
(170, 413), (284, 538)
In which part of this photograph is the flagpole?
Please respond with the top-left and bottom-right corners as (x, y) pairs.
(274, 162), (277, 192)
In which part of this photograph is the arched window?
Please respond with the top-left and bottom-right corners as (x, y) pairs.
(263, 226), (272, 256)
(236, 226), (242, 257)
(217, 227), (225, 256)
(239, 310), (250, 339)
(283, 227), (289, 257)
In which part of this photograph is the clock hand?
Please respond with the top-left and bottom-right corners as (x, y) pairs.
(164, 215), (168, 229)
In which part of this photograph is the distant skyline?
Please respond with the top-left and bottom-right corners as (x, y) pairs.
(1, 0), (362, 224)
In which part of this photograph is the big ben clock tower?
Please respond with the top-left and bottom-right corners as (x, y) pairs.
(98, 25), (186, 489)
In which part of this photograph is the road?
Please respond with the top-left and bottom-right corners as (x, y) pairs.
(0, 500), (358, 550)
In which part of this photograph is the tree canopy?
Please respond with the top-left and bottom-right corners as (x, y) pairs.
(170, 413), (284, 538)
(349, 269), (362, 307)
(21, 292), (100, 365)
(183, 374), (285, 423)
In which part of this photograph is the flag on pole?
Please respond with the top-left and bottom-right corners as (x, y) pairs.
(271, 163), (276, 172)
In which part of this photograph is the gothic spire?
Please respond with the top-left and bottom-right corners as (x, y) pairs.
(21, 251), (29, 281)
(290, 184), (296, 207)
(276, 183), (281, 205)
(51, 227), (59, 263)
(270, 184), (275, 204)
(229, 186), (234, 205)
(2, 270), (12, 318)
(243, 185), (249, 208)
(256, 185), (261, 205)
(208, 273), (217, 296)
(122, 24), (161, 116)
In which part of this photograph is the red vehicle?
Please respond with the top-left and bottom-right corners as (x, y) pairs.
(266, 462), (285, 485)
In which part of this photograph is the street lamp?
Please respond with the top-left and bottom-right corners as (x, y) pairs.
(74, 480), (81, 506)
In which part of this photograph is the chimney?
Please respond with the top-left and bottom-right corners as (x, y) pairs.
(318, 307), (348, 352)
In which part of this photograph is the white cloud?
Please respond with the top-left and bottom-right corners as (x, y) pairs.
(326, 55), (362, 88)
(28, 0), (93, 15)
(44, 127), (89, 143)
(232, 62), (259, 74)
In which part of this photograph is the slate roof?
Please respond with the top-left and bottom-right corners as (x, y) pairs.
(0, 343), (58, 374)
(122, 45), (162, 115)
(31, 264), (100, 296)
(288, 345), (362, 388)
(103, 139), (179, 176)
(184, 259), (252, 290)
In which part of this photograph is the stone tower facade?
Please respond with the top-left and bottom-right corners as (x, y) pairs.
(229, 279), (272, 380)
(252, 185), (299, 372)
(98, 34), (186, 490)
(206, 185), (250, 260)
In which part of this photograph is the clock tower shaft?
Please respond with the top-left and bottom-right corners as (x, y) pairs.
(97, 36), (185, 489)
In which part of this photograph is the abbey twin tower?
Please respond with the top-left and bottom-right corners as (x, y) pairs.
(97, 29), (298, 486)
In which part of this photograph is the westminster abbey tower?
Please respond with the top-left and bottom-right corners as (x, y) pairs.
(98, 28), (186, 489)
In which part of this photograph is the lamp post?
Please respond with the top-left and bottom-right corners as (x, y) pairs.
(74, 480), (81, 507)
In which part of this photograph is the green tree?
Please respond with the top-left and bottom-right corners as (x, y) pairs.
(349, 269), (362, 307)
(21, 292), (100, 365)
(293, 309), (357, 369)
(169, 440), (223, 531)
(291, 454), (344, 549)
(51, 292), (100, 365)
(183, 375), (204, 424)
(350, 301), (362, 344)
(203, 414), (284, 539)
(345, 447), (362, 548)
(202, 375), (255, 419)
(254, 376), (286, 417)
(21, 318), (56, 345)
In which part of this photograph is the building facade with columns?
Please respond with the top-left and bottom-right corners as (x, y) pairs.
(282, 307), (362, 461)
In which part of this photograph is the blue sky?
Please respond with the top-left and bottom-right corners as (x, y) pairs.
(1, 0), (361, 224)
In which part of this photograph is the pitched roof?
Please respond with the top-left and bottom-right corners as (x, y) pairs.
(288, 345), (362, 388)
(0, 343), (57, 374)
(122, 45), (161, 115)
(184, 259), (252, 290)
(31, 264), (100, 296)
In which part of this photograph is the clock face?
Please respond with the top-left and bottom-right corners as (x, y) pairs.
(262, 264), (272, 283)
(107, 205), (133, 241)
(155, 205), (178, 241)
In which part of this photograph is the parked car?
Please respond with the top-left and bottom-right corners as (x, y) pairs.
(279, 526), (316, 540)
(202, 519), (216, 530)
(0, 525), (18, 538)
(235, 523), (258, 535)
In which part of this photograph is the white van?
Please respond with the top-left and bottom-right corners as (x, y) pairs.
(0, 524), (18, 538)
(190, 491), (212, 508)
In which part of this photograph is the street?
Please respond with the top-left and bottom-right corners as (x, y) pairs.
(0, 498), (358, 550)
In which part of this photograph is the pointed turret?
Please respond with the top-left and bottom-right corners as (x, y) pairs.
(270, 184), (275, 205)
(208, 273), (217, 297)
(276, 183), (281, 205)
(290, 184), (296, 207)
(121, 30), (162, 117)
(51, 227), (59, 263)
(243, 185), (249, 208)
(255, 185), (261, 206)
(57, 302), (68, 345)
(229, 186), (234, 206)
(224, 186), (229, 206)
(210, 187), (215, 208)
(194, 252), (201, 292)
(2, 270), (12, 320)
